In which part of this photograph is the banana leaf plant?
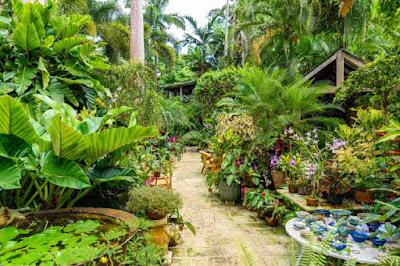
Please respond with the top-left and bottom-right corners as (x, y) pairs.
(0, 94), (158, 209)
(0, 0), (109, 110)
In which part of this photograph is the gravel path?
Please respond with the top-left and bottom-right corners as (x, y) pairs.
(170, 148), (295, 266)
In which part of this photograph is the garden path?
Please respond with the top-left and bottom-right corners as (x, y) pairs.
(170, 148), (296, 266)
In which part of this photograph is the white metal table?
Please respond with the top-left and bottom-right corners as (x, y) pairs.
(286, 218), (398, 265)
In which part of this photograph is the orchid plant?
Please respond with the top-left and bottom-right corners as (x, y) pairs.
(288, 129), (332, 198)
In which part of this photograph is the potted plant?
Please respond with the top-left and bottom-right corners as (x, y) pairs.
(126, 186), (183, 220)
(169, 210), (196, 235)
(264, 200), (289, 226)
(218, 148), (259, 202)
(270, 155), (286, 190)
(243, 188), (276, 215)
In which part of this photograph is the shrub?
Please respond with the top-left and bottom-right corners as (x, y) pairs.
(193, 67), (244, 118)
(104, 63), (164, 128)
(0, 0), (109, 110)
(126, 186), (183, 218)
(182, 131), (202, 146)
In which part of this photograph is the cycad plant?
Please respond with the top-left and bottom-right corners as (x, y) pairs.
(218, 67), (343, 136)
(160, 97), (195, 134)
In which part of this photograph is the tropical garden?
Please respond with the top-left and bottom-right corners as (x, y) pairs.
(0, 0), (400, 265)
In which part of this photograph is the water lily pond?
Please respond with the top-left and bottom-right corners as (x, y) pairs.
(0, 220), (128, 265)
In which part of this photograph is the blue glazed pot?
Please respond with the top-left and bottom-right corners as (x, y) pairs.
(367, 222), (382, 232)
(350, 231), (369, 242)
(314, 209), (330, 217)
(370, 237), (386, 246)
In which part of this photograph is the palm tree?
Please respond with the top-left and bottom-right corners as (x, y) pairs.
(218, 67), (343, 135)
(224, 0), (230, 57)
(183, 13), (222, 73)
(144, 0), (185, 91)
(130, 0), (145, 63)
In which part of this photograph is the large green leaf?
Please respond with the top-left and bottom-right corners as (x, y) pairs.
(51, 15), (90, 39)
(53, 37), (86, 54)
(48, 115), (88, 161)
(21, 3), (45, 39)
(76, 117), (102, 135)
(100, 106), (131, 129)
(40, 152), (90, 189)
(13, 23), (40, 52)
(85, 126), (158, 165)
(0, 95), (36, 144)
(14, 65), (37, 95)
(35, 94), (78, 127)
(0, 134), (33, 159)
(0, 156), (21, 189)
(86, 167), (137, 183)
(38, 58), (50, 90)
(11, 0), (24, 21)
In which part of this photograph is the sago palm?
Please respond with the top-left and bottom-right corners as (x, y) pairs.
(218, 67), (343, 135)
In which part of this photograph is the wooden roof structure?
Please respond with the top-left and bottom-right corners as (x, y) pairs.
(304, 48), (365, 93)
(161, 80), (197, 102)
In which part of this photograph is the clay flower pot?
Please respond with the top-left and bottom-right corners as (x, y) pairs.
(354, 190), (373, 204)
(146, 209), (167, 220)
(306, 197), (319, 207)
(271, 170), (286, 190)
(288, 184), (296, 193)
(297, 187), (306, 195)
(265, 216), (278, 226)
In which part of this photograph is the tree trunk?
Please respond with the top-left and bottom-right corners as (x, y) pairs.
(130, 0), (145, 63)
(224, 0), (230, 57)
(240, 31), (248, 68)
(153, 53), (158, 91)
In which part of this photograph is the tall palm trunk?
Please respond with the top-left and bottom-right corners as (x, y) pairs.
(153, 53), (158, 91)
(224, 0), (230, 57)
(130, 0), (145, 63)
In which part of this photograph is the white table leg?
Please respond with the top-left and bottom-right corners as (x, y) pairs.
(296, 245), (304, 266)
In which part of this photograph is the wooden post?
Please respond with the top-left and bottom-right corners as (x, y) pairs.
(336, 50), (345, 87)
(179, 87), (183, 101)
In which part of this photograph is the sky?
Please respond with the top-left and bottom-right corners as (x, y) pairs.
(165, 0), (226, 39)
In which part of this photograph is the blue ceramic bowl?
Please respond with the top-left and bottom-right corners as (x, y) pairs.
(370, 237), (386, 246)
(350, 231), (369, 242)
(315, 210), (331, 217)
(334, 244), (347, 251)
(331, 209), (351, 221)
(330, 241), (347, 251)
(367, 222), (382, 232)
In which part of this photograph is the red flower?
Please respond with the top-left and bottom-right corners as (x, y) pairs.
(262, 192), (266, 196)
(326, 161), (331, 166)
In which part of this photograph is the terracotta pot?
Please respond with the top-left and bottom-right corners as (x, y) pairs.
(355, 190), (374, 204)
(306, 197), (319, 207)
(288, 184), (296, 193)
(271, 170), (286, 190)
(265, 216), (278, 226)
(146, 209), (167, 220)
(244, 175), (255, 188)
(297, 187), (306, 195)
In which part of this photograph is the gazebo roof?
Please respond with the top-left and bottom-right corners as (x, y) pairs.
(304, 48), (365, 93)
(161, 80), (197, 91)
